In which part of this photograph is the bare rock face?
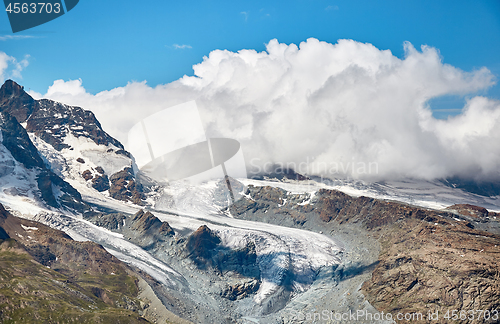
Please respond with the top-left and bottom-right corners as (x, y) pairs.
(362, 217), (500, 323)
(92, 174), (110, 192)
(213, 240), (260, 278)
(186, 225), (221, 262)
(110, 168), (145, 205)
(90, 213), (126, 231)
(221, 279), (260, 301)
(131, 209), (174, 237)
(0, 80), (37, 123)
(0, 111), (44, 168)
(446, 203), (490, 220)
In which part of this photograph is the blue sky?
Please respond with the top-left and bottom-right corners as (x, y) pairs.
(1, 0), (500, 118)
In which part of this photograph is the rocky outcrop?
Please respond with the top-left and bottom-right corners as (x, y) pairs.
(446, 203), (491, 221)
(186, 225), (221, 263)
(131, 209), (174, 237)
(88, 213), (126, 231)
(213, 240), (260, 278)
(92, 173), (110, 192)
(221, 279), (260, 301)
(110, 167), (145, 205)
(82, 169), (93, 180)
(0, 79), (37, 123)
(184, 225), (260, 281)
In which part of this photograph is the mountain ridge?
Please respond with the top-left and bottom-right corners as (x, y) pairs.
(0, 80), (146, 207)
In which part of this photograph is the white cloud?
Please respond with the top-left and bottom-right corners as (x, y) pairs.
(0, 51), (29, 84)
(172, 44), (192, 49)
(37, 38), (500, 181)
(0, 35), (36, 41)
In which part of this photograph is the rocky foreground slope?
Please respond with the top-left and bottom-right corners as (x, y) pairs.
(0, 203), (151, 323)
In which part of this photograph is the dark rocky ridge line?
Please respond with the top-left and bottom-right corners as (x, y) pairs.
(0, 80), (123, 151)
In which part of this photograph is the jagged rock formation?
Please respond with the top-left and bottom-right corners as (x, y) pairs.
(92, 173), (111, 192)
(0, 80), (122, 150)
(131, 209), (174, 237)
(446, 203), (499, 221)
(90, 213), (126, 231)
(221, 279), (260, 301)
(110, 167), (145, 205)
(0, 203), (149, 323)
(186, 225), (221, 263)
(0, 79), (37, 122)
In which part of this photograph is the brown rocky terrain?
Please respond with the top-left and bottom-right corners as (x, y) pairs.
(131, 209), (175, 237)
(110, 167), (146, 205)
(229, 185), (500, 324)
(446, 203), (499, 221)
(186, 225), (221, 264)
(220, 279), (260, 301)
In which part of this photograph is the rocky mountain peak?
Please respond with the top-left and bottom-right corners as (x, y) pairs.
(0, 79), (37, 123)
(130, 209), (174, 237)
(186, 225), (221, 261)
(26, 98), (124, 151)
(0, 80), (124, 151)
(0, 80), (146, 206)
(0, 110), (90, 211)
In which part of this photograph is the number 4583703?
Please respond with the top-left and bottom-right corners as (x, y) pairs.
(5, 2), (61, 14)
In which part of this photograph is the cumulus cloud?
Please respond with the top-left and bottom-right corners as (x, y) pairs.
(0, 51), (29, 84)
(36, 38), (500, 181)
